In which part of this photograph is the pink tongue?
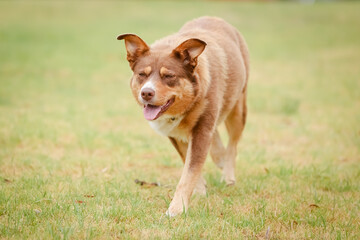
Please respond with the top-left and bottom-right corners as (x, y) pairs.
(143, 105), (162, 121)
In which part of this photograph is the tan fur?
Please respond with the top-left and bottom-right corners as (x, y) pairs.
(117, 16), (249, 217)
(144, 66), (152, 76)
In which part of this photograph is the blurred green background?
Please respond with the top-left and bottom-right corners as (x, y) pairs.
(0, 1), (359, 239)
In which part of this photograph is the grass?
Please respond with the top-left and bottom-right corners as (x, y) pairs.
(1, 1), (359, 239)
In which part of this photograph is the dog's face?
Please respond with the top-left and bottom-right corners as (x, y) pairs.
(117, 34), (206, 121)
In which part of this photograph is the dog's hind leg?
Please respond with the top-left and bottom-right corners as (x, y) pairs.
(222, 93), (247, 185)
(210, 129), (226, 169)
(169, 137), (207, 195)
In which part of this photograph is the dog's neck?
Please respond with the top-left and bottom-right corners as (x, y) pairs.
(148, 115), (187, 142)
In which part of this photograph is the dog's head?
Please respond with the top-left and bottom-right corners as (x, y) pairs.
(117, 34), (206, 121)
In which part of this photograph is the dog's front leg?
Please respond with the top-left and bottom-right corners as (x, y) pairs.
(166, 114), (215, 217)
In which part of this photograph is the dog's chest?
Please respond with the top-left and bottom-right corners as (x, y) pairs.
(148, 116), (187, 142)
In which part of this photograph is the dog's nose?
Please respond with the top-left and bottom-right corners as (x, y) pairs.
(141, 88), (155, 101)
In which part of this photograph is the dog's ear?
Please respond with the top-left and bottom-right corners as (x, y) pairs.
(117, 34), (149, 68)
(173, 38), (206, 70)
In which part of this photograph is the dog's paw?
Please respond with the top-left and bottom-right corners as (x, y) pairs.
(222, 165), (236, 186)
(165, 207), (183, 217)
(193, 176), (207, 195)
(193, 183), (207, 195)
(165, 195), (188, 217)
(214, 160), (224, 170)
(221, 175), (236, 186)
(165, 204), (185, 217)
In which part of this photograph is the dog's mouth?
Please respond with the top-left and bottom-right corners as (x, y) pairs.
(143, 97), (175, 121)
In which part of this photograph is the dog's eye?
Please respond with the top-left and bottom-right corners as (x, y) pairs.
(138, 72), (147, 77)
(164, 74), (175, 79)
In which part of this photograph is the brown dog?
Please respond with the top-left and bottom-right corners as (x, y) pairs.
(117, 16), (249, 217)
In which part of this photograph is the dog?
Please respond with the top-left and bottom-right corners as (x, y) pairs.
(117, 16), (249, 217)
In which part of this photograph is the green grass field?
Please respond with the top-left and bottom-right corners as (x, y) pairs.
(1, 1), (359, 239)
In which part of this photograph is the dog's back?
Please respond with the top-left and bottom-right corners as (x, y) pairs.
(152, 16), (249, 126)
(180, 16), (250, 84)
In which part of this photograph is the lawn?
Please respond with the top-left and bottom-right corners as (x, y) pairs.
(0, 1), (359, 239)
